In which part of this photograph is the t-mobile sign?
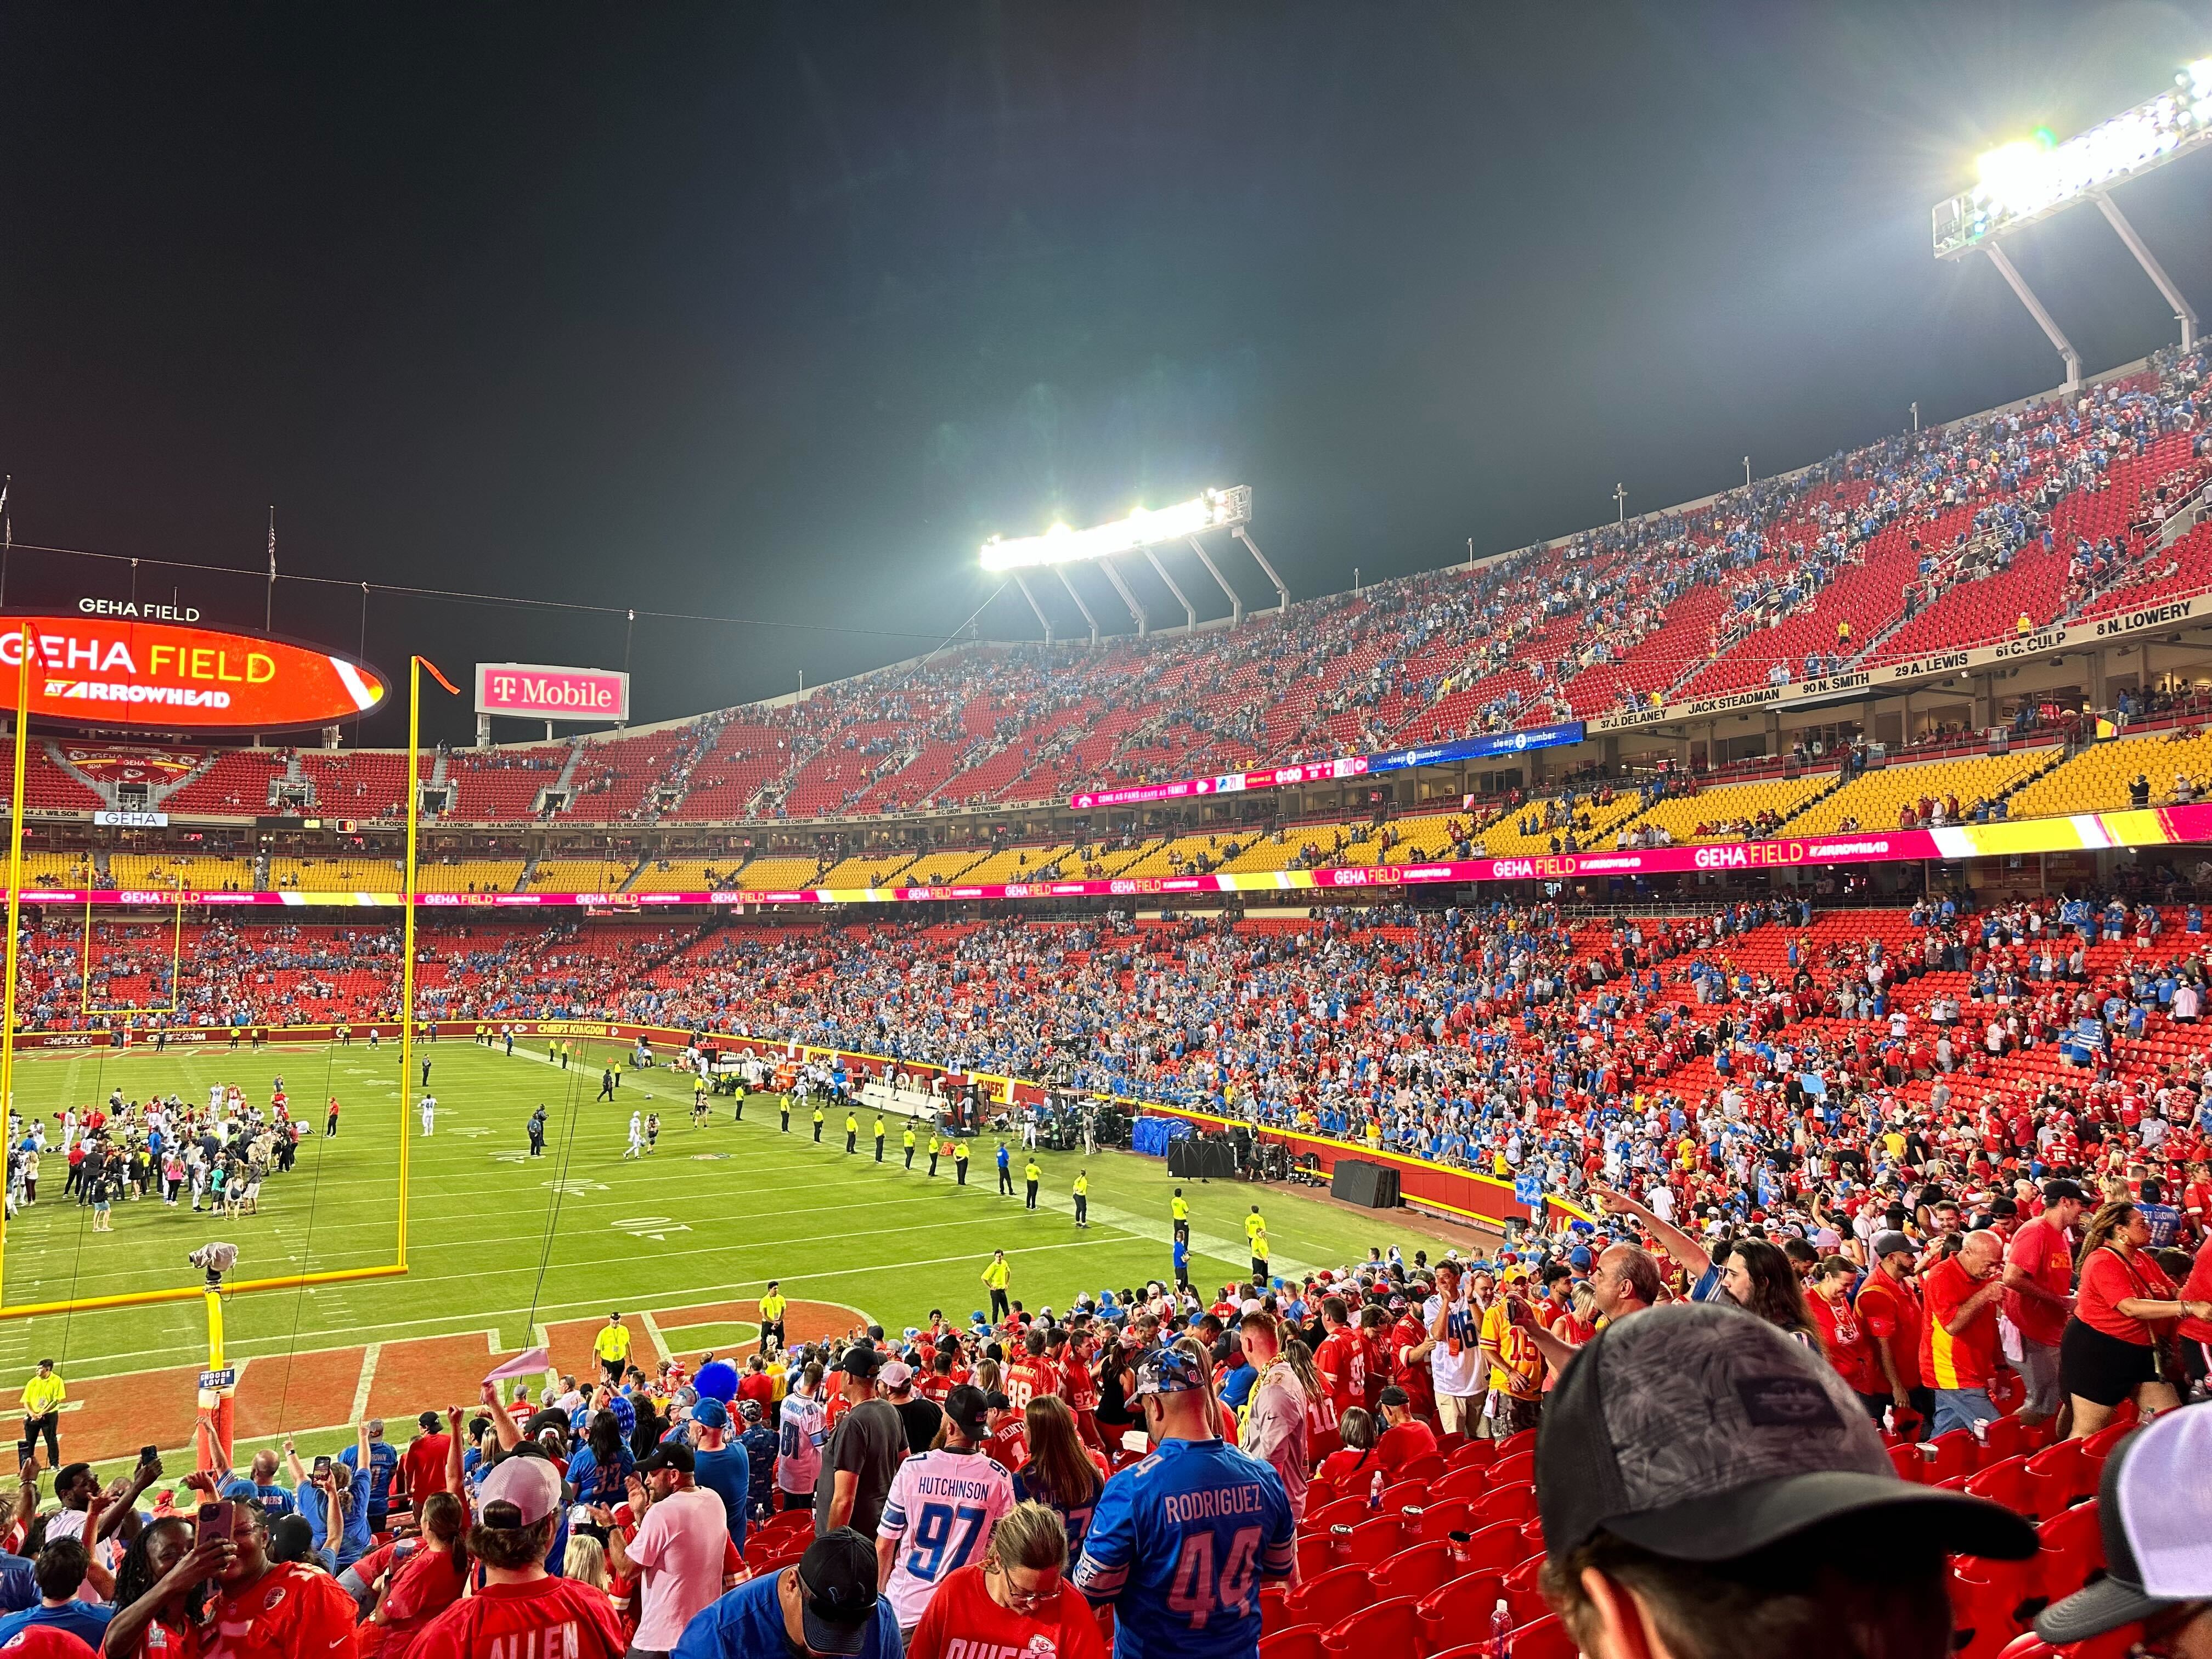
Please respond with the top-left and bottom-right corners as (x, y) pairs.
(475, 662), (630, 723)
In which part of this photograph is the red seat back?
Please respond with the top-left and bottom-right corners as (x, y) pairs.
(1489, 1449), (1537, 1486)
(1285, 1563), (1374, 1631)
(1258, 1628), (1329, 1659)
(1372, 1541), (1457, 1603)
(1415, 1572), (1506, 1650)
(1322, 1596), (1427, 1658)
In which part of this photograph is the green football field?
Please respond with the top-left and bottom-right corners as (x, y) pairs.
(0, 1037), (1472, 1470)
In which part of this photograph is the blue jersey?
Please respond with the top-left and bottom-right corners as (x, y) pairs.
(1073, 1436), (1294, 1659)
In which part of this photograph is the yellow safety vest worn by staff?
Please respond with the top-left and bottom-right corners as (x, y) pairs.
(981, 1257), (1011, 1290)
(759, 1291), (787, 1323)
(1024, 1162), (1041, 1184)
(1245, 1212), (1266, 1244)
(20, 1373), (64, 1416)
(1073, 1175), (1088, 1195)
(1171, 1196), (1188, 1222)
(593, 1324), (631, 1363)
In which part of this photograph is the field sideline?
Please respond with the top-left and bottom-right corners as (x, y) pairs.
(0, 1037), (1470, 1471)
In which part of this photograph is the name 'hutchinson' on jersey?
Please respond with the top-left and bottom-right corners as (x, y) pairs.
(1071, 1437), (1294, 1659)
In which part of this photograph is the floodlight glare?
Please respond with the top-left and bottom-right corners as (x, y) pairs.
(980, 486), (1251, 571)
(1934, 58), (2212, 256)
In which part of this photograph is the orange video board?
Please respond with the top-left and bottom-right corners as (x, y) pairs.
(0, 617), (386, 731)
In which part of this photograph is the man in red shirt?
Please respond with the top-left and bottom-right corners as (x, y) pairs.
(1856, 1230), (1929, 1435)
(982, 1391), (1028, 1471)
(1312, 1297), (1367, 1420)
(1920, 1230), (2007, 1438)
(2001, 1178), (2085, 1427)
(411, 1456), (625, 1659)
(1003, 1330), (1056, 1414)
(1389, 1292), (1438, 1429)
(735, 1357), (777, 1418)
(1374, 1386), (1438, 1476)
(396, 1412), (452, 1513)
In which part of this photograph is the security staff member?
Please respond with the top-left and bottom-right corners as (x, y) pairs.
(981, 1251), (1012, 1322)
(780, 1092), (792, 1132)
(1024, 1158), (1042, 1211)
(903, 1124), (917, 1170)
(996, 1142), (1014, 1195)
(872, 1116), (886, 1163)
(954, 1140), (970, 1186)
(20, 1361), (64, 1466)
(844, 1111), (859, 1155)
(526, 1105), (548, 1157)
(1073, 1170), (1090, 1229)
(593, 1313), (631, 1385)
(812, 1101), (826, 1143)
(758, 1283), (787, 1355)
(1171, 1189), (1190, 1244)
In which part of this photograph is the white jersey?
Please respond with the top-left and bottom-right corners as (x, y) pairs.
(876, 1448), (1015, 1628)
(776, 1389), (826, 1494)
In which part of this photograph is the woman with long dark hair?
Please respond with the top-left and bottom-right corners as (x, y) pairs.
(101, 1516), (224, 1659)
(1719, 1239), (1820, 1346)
(564, 1410), (633, 1508)
(1012, 1396), (1107, 1556)
(2061, 1201), (2210, 1440)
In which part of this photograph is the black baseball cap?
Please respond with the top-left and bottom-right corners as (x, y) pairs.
(2036, 1406), (2212, 1645)
(2040, 1178), (2087, 1205)
(635, 1441), (694, 1475)
(1537, 1304), (2036, 1565)
(796, 1528), (882, 1654)
(943, 1383), (990, 1441)
(839, 1346), (882, 1381)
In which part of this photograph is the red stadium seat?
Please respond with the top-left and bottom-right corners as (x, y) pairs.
(1888, 1442), (1927, 1484)
(1259, 1628), (1329, 1659)
(1493, 1429), (1538, 1460)
(2023, 1438), (2088, 1515)
(1396, 1454), (1448, 1486)
(1321, 1596), (1427, 1658)
(1488, 1450), (1536, 1487)
(1965, 1454), (2036, 1519)
(1342, 1512), (1409, 1567)
(1284, 1564), (1374, 1632)
(1378, 1479), (1429, 1514)
(1414, 1499), (1476, 1541)
(1415, 1572), (1506, 1650)
(1445, 1440), (1496, 1474)
(1367, 1540), (1453, 1604)
(1505, 1617), (1579, 1659)
(1471, 1482), (1536, 1527)
(2034, 1500), (2106, 1606)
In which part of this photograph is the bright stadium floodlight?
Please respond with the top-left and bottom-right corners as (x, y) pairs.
(979, 486), (1252, 571)
(1934, 58), (2211, 379)
(981, 484), (1282, 641)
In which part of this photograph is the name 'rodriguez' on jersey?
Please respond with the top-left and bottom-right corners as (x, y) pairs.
(1070, 1438), (1294, 1659)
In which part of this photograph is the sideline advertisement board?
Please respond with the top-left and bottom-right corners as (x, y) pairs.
(475, 662), (629, 723)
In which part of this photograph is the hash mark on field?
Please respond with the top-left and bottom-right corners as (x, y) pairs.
(639, 1311), (673, 1365)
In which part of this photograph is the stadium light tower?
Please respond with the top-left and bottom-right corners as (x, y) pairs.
(1934, 58), (2212, 387)
(979, 485), (1280, 643)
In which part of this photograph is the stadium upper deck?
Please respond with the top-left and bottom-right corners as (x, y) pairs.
(13, 347), (2212, 848)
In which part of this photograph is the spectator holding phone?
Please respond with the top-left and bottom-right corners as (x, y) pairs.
(193, 1490), (358, 1659)
(283, 1441), (369, 1573)
(100, 1515), (229, 1659)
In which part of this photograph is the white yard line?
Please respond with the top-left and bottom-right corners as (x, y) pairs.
(347, 1343), (382, 1422)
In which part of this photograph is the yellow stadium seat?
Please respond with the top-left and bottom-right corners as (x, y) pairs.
(267, 856), (406, 892)
(1616, 774), (1835, 844)
(1481, 789), (1646, 856)
(529, 859), (642, 892)
(2007, 728), (2212, 820)
(1788, 752), (2053, 835)
(106, 853), (258, 891)
(412, 860), (526, 894)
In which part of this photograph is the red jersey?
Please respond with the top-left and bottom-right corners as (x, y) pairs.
(1313, 1328), (1367, 1417)
(2003, 1216), (2076, 1348)
(1376, 1416), (1437, 1476)
(1854, 1269), (1923, 1392)
(1389, 1313), (1436, 1414)
(201, 1562), (359, 1659)
(1921, 1254), (1999, 1391)
(905, 1562), (1106, 1659)
(984, 1419), (1028, 1471)
(1002, 1358), (1057, 1414)
(410, 1578), (627, 1659)
(917, 1372), (954, 1404)
(1361, 1331), (1392, 1412)
(1807, 1291), (1877, 1396)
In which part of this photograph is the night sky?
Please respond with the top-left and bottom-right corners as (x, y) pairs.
(3, 2), (2210, 746)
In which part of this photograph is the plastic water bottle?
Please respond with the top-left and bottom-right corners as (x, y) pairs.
(1489, 1597), (1514, 1657)
(1370, 1468), (1386, 1509)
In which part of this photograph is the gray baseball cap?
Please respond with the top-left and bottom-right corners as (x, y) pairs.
(2036, 1406), (2212, 1645)
(1536, 1304), (2036, 1564)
